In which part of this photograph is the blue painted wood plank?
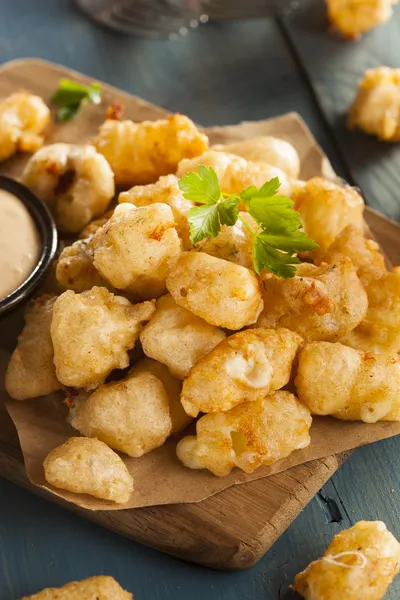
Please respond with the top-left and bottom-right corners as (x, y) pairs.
(0, 476), (354, 600)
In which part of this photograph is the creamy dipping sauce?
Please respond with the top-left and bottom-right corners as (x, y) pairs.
(0, 189), (40, 300)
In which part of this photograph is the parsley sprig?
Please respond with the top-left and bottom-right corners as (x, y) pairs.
(178, 166), (318, 278)
(52, 79), (102, 122)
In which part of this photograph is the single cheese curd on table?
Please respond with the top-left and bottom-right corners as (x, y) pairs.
(92, 203), (181, 301)
(6, 295), (61, 400)
(94, 113), (209, 186)
(292, 177), (364, 254)
(326, 0), (398, 39)
(69, 367), (178, 457)
(348, 66), (400, 141)
(177, 391), (312, 476)
(294, 521), (400, 600)
(51, 286), (155, 389)
(166, 252), (263, 330)
(0, 92), (50, 161)
(43, 437), (134, 504)
(256, 259), (367, 341)
(22, 143), (115, 233)
(20, 576), (133, 600)
(212, 135), (301, 179)
(140, 294), (226, 379)
(181, 327), (303, 417)
(176, 150), (292, 198)
(118, 174), (193, 249)
(295, 341), (400, 422)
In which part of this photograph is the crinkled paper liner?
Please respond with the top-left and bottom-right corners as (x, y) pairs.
(3, 111), (400, 511)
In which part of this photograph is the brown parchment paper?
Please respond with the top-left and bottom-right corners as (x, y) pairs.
(3, 112), (400, 511)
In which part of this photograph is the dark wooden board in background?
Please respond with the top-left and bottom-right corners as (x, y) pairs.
(282, 4), (400, 220)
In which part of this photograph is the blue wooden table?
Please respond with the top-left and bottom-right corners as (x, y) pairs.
(0, 1), (400, 598)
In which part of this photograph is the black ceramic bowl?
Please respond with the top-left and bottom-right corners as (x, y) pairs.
(0, 176), (58, 317)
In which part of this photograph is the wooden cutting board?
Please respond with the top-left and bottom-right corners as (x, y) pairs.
(0, 58), (399, 571)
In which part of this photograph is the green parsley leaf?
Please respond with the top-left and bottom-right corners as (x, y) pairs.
(188, 204), (220, 245)
(56, 105), (80, 123)
(253, 235), (301, 278)
(239, 178), (318, 276)
(256, 229), (319, 253)
(178, 165), (221, 205)
(179, 167), (318, 277)
(52, 79), (102, 122)
(241, 191), (299, 233)
(240, 177), (281, 201)
(218, 195), (240, 226)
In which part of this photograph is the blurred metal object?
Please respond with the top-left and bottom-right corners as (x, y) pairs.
(76, 0), (301, 38)
(76, 0), (208, 39)
(168, 0), (301, 20)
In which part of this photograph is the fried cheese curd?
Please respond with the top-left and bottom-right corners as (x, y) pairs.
(320, 224), (386, 286)
(181, 328), (303, 417)
(341, 267), (400, 353)
(326, 0), (398, 39)
(22, 143), (115, 233)
(176, 150), (292, 198)
(56, 235), (110, 293)
(194, 212), (256, 269)
(95, 113), (209, 186)
(69, 365), (185, 457)
(212, 135), (301, 179)
(6, 295), (60, 400)
(177, 391), (312, 476)
(130, 357), (192, 433)
(292, 177), (364, 254)
(295, 341), (400, 422)
(43, 437), (134, 504)
(0, 92), (50, 161)
(21, 576), (133, 600)
(322, 226), (400, 353)
(118, 174), (193, 249)
(92, 203), (181, 300)
(348, 66), (400, 141)
(294, 521), (400, 600)
(79, 209), (114, 239)
(166, 252), (263, 330)
(51, 287), (155, 389)
(256, 259), (368, 341)
(140, 294), (226, 379)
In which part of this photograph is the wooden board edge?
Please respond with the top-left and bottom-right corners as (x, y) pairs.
(0, 419), (342, 570)
(225, 454), (346, 569)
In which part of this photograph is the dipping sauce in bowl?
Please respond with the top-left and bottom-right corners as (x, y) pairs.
(0, 189), (41, 300)
(0, 176), (58, 316)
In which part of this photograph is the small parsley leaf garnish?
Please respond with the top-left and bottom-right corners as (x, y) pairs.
(52, 79), (102, 122)
(179, 165), (220, 205)
(178, 166), (318, 278)
(188, 204), (220, 245)
(218, 196), (240, 226)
